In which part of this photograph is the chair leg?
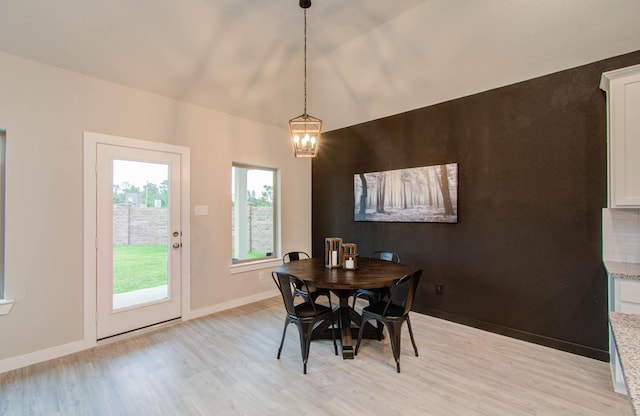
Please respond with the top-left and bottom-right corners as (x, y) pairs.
(351, 292), (365, 310)
(376, 319), (384, 340)
(321, 314), (338, 356)
(277, 317), (291, 359)
(355, 313), (370, 355)
(324, 295), (338, 355)
(330, 320), (338, 356)
(406, 316), (418, 357)
(366, 293), (385, 339)
(297, 321), (316, 374)
(351, 292), (373, 311)
(385, 319), (403, 373)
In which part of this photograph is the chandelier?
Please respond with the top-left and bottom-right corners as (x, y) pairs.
(288, 0), (322, 158)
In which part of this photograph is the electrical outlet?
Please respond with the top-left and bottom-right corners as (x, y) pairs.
(435, 283), (444, 295)
(258, 271), (264, 280)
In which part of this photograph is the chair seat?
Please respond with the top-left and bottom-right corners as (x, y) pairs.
(353, 287), (389, 303)
(356, 287), (387, 298)
(294, 302), (332, 318)
(363, 302), (405, 318)
(296, 287), (331, 298)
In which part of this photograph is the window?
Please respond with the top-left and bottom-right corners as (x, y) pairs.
(232, 163), (277, 264)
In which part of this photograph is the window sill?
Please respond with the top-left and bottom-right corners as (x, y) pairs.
(229, 258), (282, 274)
(0, 299), (15, 316)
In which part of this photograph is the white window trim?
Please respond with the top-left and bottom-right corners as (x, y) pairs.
(228, 258), (282, 274)
(0, 131), (6, 311)
(0, 299), (14, 316)
(232, 163), (279, 265)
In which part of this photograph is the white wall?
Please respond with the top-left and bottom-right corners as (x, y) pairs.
(0, 52), (311, 365)
(313, 0), (640, 131)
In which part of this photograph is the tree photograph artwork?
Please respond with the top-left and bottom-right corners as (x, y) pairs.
(354, 163), (458, 223)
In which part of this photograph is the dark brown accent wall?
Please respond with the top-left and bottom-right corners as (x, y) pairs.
(312, 50), (640, 361)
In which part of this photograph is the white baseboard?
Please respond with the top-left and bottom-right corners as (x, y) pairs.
(0, 339), (95, 374)
(0, 290), (280, 374)
(185, 289), (280, 320)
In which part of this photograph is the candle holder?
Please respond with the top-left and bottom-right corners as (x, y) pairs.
(325, 237), (343, 269)
(341, 243), (358, 270)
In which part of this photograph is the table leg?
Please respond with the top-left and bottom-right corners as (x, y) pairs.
(337, 293), (354, 359)
(311, 289), (383, 359)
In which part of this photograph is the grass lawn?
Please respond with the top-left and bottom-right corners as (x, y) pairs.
(232, 250), (273, 260)
(113, 245), (168, 294)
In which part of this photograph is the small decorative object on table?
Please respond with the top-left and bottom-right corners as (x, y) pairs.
(325, 237), (343, 269)
(342, 243), (358, 270)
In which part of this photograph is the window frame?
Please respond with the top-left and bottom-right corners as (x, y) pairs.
(231, 162), (278, 265)
(0, 130), (12, 316)
(0, 130), (4, 298)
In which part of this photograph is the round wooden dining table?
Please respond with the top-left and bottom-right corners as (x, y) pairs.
(276, 257), (410, 359)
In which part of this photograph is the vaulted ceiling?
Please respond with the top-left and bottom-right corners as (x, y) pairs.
(1, 1), (640, 131)
(0, 0), (426, 127)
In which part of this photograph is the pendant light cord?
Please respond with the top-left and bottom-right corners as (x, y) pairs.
(303, 9), (308, 116)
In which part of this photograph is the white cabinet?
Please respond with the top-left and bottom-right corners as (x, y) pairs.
(617, 279), (640, 314)
(601, 64), (640, 208)
(609, 276), (640, 394)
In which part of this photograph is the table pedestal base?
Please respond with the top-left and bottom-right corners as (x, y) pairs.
(313, 289), (382, 359)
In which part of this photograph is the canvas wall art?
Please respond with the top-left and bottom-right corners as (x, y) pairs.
(354, 163), (458, 223)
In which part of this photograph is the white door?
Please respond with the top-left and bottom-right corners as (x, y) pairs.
(96, 143), (182, 339)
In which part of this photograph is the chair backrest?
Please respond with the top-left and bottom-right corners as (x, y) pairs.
(283, 251), (310, 264)
(272, 271), (298, 316)
(370, 251), (401, 263)
(387, 269), (423, 315)
(272, 271), (318, 317)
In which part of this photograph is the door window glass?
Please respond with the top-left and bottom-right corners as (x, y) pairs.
(112, 160), (169, 308)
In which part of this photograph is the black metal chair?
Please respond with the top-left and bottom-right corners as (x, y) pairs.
(351, 251), (401, 310)
(355, 269), (423, 373)
(272, 271), (338, 374)
(371, 251), (401, 263)
(283, 251), (332, 306)
(282, 251), (310, 263)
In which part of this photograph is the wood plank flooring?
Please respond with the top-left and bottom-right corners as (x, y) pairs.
(0, 296), (632, 415)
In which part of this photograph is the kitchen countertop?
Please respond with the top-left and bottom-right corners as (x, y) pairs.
(605, 261), (640, 281)
(610, 312), (640, 415)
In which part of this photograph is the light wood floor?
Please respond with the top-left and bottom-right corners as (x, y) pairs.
(0, 296), (632, 416)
